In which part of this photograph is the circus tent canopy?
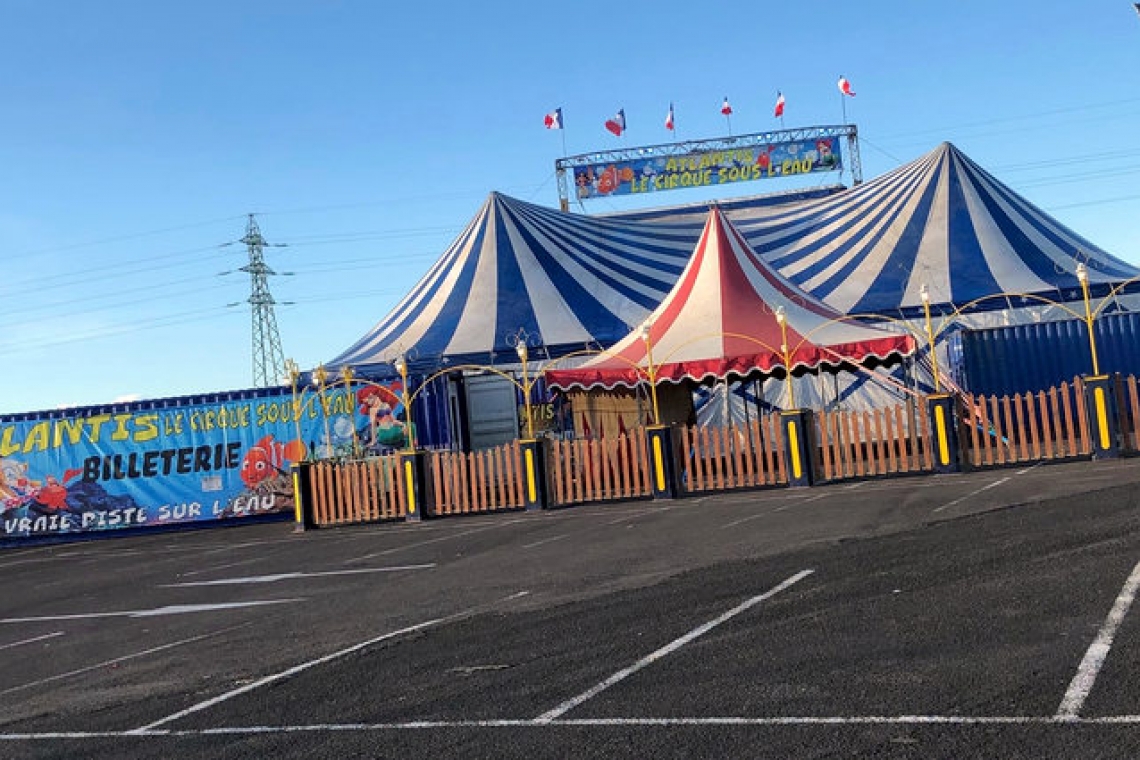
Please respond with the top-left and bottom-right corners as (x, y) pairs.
(325, 142), (1135, 376)
(736, 142), (1137, 316)
(544, 207), (915, 392)
(324, 188), (832, 373)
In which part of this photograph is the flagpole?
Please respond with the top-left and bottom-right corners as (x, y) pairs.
(560, 128), (567, 158)
(841, 95), (847, 125)
(725, 114), (732, 136)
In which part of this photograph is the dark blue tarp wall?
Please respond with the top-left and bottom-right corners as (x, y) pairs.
(411, 373), (454, 450)
(958, 312), (1140, 396)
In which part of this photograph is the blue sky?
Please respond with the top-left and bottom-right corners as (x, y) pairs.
(2, 0), (1139, 415)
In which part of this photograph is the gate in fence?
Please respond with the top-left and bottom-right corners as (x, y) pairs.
(815, 400), (934, 482)
(306, 456), (406, 526)
(960, 378), (1091, 468)
(430, 442), (528, 515)
(679, 415), (786, 493)
(548, 434), (653, 506)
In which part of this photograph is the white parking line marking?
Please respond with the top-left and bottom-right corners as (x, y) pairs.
(931, 477), (1010, 514)
(534, 570), (813, 723)
(201, 539), (282, 555)
(522, 535), (568, 550)
(161, 565), (435, 587)
(1, 599), (304, 623)
(607, 512), (659, 525)
(721, 512), (768, 529)
(0, 627), (244, 696)
(19, 714), (1140, 740)
(1056, 558), (1140, 719)
(606, 504), (683, 525)
(179, 556), (268, 577)
(551, 715), (1098, 725)
(932, 462), (1051, 514)
(131, 590), (531, 733)
(776, 493), (825, 511)
(0, 631), (63, 651)
(346, 524), (508, 562)
(0, 556), (65, 571)
(816, 479), (948, 494)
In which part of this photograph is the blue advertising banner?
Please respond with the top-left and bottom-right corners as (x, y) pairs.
(572, 137), (842, 199)
(0, 380), (411, 540)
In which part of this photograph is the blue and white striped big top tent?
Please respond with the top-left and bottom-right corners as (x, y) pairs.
(325, 186), (838, 374)
(739, 141), (1136, 317)
(326, 142), (1136, 375)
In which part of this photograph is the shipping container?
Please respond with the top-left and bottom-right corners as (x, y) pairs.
(956, 312), (1140, 396)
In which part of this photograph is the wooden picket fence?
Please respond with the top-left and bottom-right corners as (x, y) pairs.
(960, 378), (1091, 468)
(815, 400), (933, 481)
(306, 455), (405, 526)
(1115, 374), (1140, 451)
(548, 434), (653, 506)
(300, 375), (1138, 529)
(679, 415), (786, 492)
(428, 441), (526, 515)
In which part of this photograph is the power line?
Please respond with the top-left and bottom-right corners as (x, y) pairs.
(1047, 192), (1140, 211)
(4, 214), (247, 260)
(275, 224), (460, 244)
(6, 274), (237, 323)
(873, 97), (1140, 143)
(0, 305), (244, 355)
(0, 242), (231, 297)
(1017, 164), (1140, 189)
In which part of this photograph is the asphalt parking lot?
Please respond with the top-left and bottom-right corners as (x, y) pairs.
(2, 458), (1140, 758)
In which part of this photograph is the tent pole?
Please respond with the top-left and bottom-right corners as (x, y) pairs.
(743, 377), (751, 429)
(723, 376), (730, 428)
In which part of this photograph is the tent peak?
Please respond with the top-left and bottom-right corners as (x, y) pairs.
(930, 141), (962, 159)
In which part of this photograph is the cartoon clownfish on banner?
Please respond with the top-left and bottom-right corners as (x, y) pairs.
(240, 436), (307, 491)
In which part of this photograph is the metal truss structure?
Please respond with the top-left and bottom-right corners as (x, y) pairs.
(555, 124), (861, 212)
(238, 214), (288, 388)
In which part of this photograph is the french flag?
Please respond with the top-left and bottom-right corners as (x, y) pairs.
(773, 92), (785, 118)
(665, 103), (674, 131)
(837, 76), (856, 97)
(605, 109), (626, 136)
(720, 97), (733, 116)
(544, 108), (563, 129)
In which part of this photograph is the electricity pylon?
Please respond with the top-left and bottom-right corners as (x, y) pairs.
(239, 214), (288, 387)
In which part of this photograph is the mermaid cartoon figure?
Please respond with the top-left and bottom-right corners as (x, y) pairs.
(356, 385), (407, 452)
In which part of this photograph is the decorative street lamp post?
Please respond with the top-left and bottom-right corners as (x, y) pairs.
(313, 364), (332, 459)
(775, 305), (795, 409)
(640, 322), (661, 425)
(284, 358), (303, 445)
(920, 284), (941, 393)
(1076, 262), (1101, 376)
(516, 341), (534, 439)
(393, 355), (414, 452)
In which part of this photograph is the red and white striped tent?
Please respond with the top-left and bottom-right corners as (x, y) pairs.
(545, 206), (915, 392)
